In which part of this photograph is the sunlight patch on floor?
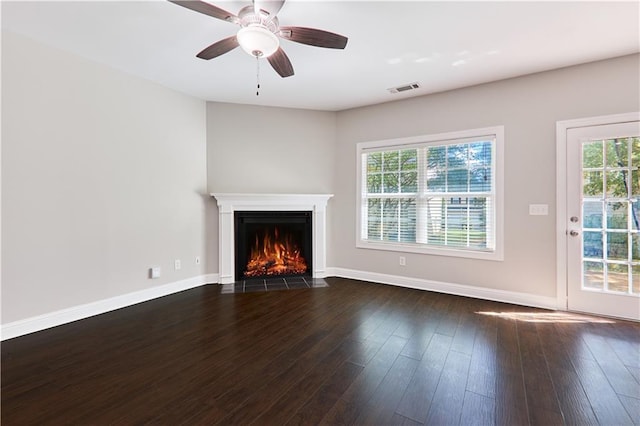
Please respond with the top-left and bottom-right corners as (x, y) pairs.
(475, 311), (616, 323)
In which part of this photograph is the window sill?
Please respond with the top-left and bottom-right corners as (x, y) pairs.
(356, 240), (504, 261)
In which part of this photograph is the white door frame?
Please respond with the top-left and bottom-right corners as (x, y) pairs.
(556, 112), (640, 312)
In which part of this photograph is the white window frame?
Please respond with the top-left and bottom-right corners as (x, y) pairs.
(356, 126), (504, 261)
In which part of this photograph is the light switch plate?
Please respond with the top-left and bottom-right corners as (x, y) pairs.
(529, 204), (549, 216)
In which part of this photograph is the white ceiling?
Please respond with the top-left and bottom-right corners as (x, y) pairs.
(2, 1), (639, 111)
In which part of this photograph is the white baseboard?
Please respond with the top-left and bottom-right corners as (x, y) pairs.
(1, 274), (219, 341)
(2, 268), (559, 341)
(325, 267), (559, 310)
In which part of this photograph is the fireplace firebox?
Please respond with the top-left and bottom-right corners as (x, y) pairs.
(234, 211), (312, 281)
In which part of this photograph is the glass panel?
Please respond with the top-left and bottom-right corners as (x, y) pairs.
(583, 201), (603, 229)
(607, 263), (629, 293)
(470, 167), (491, 192)
(400, 149), (417, 171)
(367, 174), (381, 193)
(383, 151), (399, 171)
(367, 199), (381, 240)
(399, 198), (416, 242)
(606, 138), (628, 168)
(469, 141), (492, 168)
(632, 168), (640, 197)
(426, 170), (445, 192)
(367, 152), (382, 173)
(400, 171), (417, 193)
(447, 169), (468, 192)
(633, 233), (640, 261)
(427, 146), (446, 169)
(425, 197), (445, 245)
(367, 220), (381, 240)
(583, 261), (604, 290)
(382, 173), (399, 193)
(632, 137), (640, 167)
(583, 140), (603, 168)
(583, 231), (603, 259)
(632, 201), (640, 230)
(606, 171), (628, 198)
(607, 232), (628, 261)
(446, 198), (468, 247)
(468, 197), (488, 248)
(606, 201), (628, 229)
(368, 198), (381, 217)
(447, 144), (467, 169)
(382, 199), (399, 241)
(633, 264), (640, 295)
(583, 171), (603, 197)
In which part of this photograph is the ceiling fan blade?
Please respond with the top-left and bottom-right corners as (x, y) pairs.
(279, 26), (348, 49)
(253, 0), (286, 17)
(267, 48), (294, 78)
(168, 0), (237, 22)
(196, 36), (239, 60)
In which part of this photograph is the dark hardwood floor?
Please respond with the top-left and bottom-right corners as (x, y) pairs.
(2, 277), (639, 425)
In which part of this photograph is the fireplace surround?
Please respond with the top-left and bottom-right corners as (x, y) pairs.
(211, 193), (333, 284)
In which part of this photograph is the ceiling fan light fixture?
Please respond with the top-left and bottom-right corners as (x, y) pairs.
(237, 24), (279, 58)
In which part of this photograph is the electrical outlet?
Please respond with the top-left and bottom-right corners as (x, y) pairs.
(149, 267), (161, 279)
(174, 259), (181, 271)
(195, 256), (201, 265)
(399, 256), (406, 266)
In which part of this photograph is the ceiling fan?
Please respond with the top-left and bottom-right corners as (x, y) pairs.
(168, 0), (348, 78)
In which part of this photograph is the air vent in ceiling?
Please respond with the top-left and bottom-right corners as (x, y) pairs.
(388, 82), (421, 94)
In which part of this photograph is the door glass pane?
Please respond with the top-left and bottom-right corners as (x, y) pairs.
(606, 201), (628, 229)
(632, 233), (640, 261)
(632, 201), (640, 230)
(583, 261), (604, 290)
(607, 232), (628, 261)
(583, 201), (603, 229)
(583, 231), (603, 258)
(583, 140), (603, 168)
(607, 263), (628, 293)
(606, 171), (628, 198)
(606, 138), (628, 168)
(632, 265), (640, 295)
(583, 171), (603, 197)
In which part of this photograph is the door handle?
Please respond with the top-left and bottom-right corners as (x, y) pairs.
(569, 230), (579, 236)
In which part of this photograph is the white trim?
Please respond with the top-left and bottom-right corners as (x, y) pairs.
(556, 112), (640, 313)
(211, 193), (333, 284)
(1, 274), (218, 341)
(356, 126), (504, 261)
(326, 267), (558, 310)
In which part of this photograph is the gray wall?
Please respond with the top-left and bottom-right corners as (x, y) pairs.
(1, 31), (208, 323)
(331, 54), (640, 298)
(206, 102), (337, 194)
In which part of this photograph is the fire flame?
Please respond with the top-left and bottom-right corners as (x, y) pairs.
(244, 227), (307, 277)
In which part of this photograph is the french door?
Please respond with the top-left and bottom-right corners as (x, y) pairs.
(566, 119), (640, 320)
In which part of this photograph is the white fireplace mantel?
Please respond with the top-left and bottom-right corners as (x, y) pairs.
(211, 193), (333, 284)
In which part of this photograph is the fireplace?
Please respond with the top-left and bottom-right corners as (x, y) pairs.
(235, 211), (312, 281)
(211, 193), (333, 284)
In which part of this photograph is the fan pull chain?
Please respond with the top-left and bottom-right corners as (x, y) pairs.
(256, 56), (260, 96)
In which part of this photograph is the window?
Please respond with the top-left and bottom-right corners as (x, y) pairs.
(357, 126), (504, 260)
